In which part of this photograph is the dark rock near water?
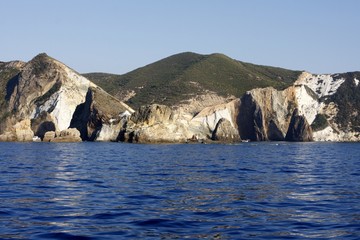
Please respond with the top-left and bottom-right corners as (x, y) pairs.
(285, 109), (313, 142)
(212, 118), (241, 142)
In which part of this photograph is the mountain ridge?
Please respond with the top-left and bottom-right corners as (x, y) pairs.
(84, 52), (302, 108)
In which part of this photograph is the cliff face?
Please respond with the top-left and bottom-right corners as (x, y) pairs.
(237, 87), (296, 141)
(0, 53), (133, 142)
(118, 99), (241, 143)
(69, 86), (133, 141)
(295, 72), (360, 141)
(154, 70), (357, 143)
(285, 109), (313, 142)
(8, 54), (93, 132)
(0, 60), (25, 133)
(1, 53), (359, 143)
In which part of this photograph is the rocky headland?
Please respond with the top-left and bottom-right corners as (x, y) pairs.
(1, 53), (359, 143)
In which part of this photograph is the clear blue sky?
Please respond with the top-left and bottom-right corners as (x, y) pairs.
(1, 0), (359, 74)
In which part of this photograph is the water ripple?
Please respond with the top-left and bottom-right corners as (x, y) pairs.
(0, 142), (359, 239)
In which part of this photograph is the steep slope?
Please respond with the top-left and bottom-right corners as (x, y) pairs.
(84, 52), (302, 108)
(0, 61), (25, 132)
(0, 53), (133, 141)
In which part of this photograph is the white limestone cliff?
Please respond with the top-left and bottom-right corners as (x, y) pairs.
(30, 58), (95, 131)
(294, 71), (360, 141)
(2, 53), (134, 142)
(295, 72), (345, 98)
(191, 99), (239, 132)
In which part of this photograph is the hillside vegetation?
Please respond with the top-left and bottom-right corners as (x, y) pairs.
(84, 52), (302, 108)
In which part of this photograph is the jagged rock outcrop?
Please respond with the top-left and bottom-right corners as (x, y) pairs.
(211, 118), (241, 142)
(31, 111), (56, 140)
(131, 104), (173, 126)
(43, 131), (56, 142)
(2, 53), (360, 143)
(1, 53), (133, 142)
(176, 93), (235, 116)
(294, 72), (360, 141)
(123, 104), (184, 143)
(1, 53), (94, 135)
(0, 119), (34, 142)
(69, 86), (133, 141)
(237, 87), (296, 141)
(42, 128), (82, 142)
(189, 98), (240, 141)
(0, 61), (25, 133)
(120, 99), (242, 143)
(6, 54), (89, 130)
(54, 128), (82, 142)
(285, 109), (313, 141)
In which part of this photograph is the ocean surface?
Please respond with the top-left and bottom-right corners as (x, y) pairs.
(0, 142), (359, 239)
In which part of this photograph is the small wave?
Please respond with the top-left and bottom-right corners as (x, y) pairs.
(0, 210), (12, 216)
(193, 210), (228, 218)
(92, 211), (133, 219)
(126, 194), (165, 200)
(70, 179), (104, 184)
(132, 218), (198, 228)
(36, 232), (95, 240)
(133, 218), (170, 227)
(239, 168), (257, 172)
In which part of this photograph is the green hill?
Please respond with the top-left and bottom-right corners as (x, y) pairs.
(84, 52), (302, 109)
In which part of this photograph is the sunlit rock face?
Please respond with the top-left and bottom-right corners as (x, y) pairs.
(122, 104), (190, 143)
(2, 53), (133, 142)
(119, 99), (241, 143)
(6, 53), (92, 131)
(104, 69), (359, 143)
(1, 52), (360, 143)
(295, 72), (345, 99)
(69, 86), (133, 141)
(211, 118), (241, 142)
(237, 87), (297, 141)
(0, 119), (33, 142)
(42, 128), (82, 142)
(294, 71), (360, 141)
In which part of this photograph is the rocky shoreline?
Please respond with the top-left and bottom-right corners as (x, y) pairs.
(1, 53), (359, 143)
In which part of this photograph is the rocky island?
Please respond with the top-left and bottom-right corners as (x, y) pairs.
(1, 52), (359, 143)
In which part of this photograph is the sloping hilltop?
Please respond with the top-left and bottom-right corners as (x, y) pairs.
(84, 52), (302, 109)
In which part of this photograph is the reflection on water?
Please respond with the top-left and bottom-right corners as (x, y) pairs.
(0, 142), (359, 239)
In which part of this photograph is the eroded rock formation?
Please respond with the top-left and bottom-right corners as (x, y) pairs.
(1, 53), (359, 143)
(212, 118), (241, 142)
(0, 119), (33, 142)
(42, 128), (82, 142)
(285, 109), (313, 141)
(1, 53), (133, 142)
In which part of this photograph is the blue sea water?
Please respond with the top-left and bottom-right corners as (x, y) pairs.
(0, 142), (359, 239)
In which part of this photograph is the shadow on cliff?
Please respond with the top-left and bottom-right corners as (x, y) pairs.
(69, 89), (102, 141)
(5, 74), (20, 102)
(35, 121), (55, 140)
(236, 94), (265, 141)
(236, 94), (309, 142)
